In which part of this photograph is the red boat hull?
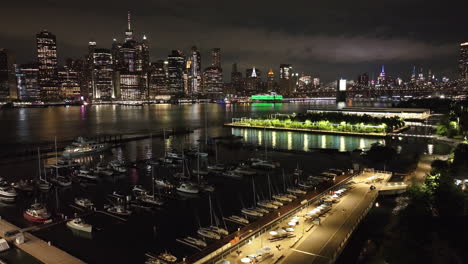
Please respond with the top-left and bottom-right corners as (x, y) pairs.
(23, 212), (49, 223)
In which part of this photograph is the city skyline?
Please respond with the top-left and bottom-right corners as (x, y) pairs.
(0, 0), (465, 82)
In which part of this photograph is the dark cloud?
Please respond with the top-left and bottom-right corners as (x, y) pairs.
(0, 0), (465, 81)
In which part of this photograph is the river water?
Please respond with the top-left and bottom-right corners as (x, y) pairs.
(0, 101), (450, 264)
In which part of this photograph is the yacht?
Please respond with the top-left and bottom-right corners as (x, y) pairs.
(74, 197), (94, 209)
(107, 205), (132, 216)
(197, 227), (221, 240)
(251, 159), (278, 169)
(155, 179), (174, 189)
(233, 165), (257, 176)
(271, 200), (283, 207)
(157, 252), (177, 263)
(229, 215), (249, 224)
(241, 208), (263, 218)
(23, 203), (51, 223)
(66, 218), (92, 233)
(176, 182), (199, 194)
(63, 137), (109, 157)
(209, 226), (229, 236)
(0, 184), (17, 202)
(254, 207), (270, 214)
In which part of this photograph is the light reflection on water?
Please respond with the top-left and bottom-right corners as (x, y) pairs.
(232, 128), (383, 152)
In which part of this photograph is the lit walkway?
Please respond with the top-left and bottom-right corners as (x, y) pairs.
(0, 219), (85, 264)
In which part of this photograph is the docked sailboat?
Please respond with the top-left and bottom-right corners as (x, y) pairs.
(209, 226), (229, 236)
(287, 188), (306, 195)
(107, 205), (132, 216)
(155, 179), (174, 189)
(108, 160), (127, 173)
(51, 176), (72, 187)
(66, 218), (92, 233)
(178, 236), (207, 248)
(233, 165), (257, 176)
(77, 170), (99, 181)
(176, 182), (199, 194)
(74, 197), (94, 209)
(157, 252), (177, 263)
(0, 184), (17, 202)
(206, 164), (225, 173)
(23, 203), (51, 223)
(62, 137), (109, 157)
(12, 180), (34, 192)
(241, 208), (263, 218)
(197, 227), (221, 240)
(257, 200), (278, 209)
(228, 215), (249, 224)
(272, 194), (293, 203)
(221, 170), (243, 179)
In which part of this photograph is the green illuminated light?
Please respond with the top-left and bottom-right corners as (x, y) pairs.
(251, 95), (283, 100)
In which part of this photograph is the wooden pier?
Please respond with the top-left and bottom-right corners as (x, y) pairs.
(0, 219), (85, 264)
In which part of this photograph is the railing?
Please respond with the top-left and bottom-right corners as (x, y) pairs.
(195, 172), (361, 264)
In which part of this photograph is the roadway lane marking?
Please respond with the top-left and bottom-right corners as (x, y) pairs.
(291, 249), (329, 259)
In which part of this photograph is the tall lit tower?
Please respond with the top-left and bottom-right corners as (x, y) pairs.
(189, 46), (202, 94)
(36, 30), (59, 100)
(267, 68), (275, 91)
(125, 11), (133, 42)
(459, 42), (468, 80)
(211, 48), (221, 68)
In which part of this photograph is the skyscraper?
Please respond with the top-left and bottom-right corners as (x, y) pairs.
(188, 46), (202, 94)
(211, 48), (221, 68)
(89, 46), (114, 99)
(149, 60), (168, 97)
(377, 65), (386, 85)
(167, 50), (186, 95)
(245, 67), (261, 94)
(16, 63), (40, 101)
(459, 42), (468, 80)
(0, 48), (17, 100)
(357, 73), (369, 86)
(267, 69), (275, 91)
(58, 66), (81, 99)
(36, 30), (59, 100)
(231, 63), (242, 94)
(279, 64), (293, 95)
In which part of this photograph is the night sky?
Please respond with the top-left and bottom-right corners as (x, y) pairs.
(1, 0), (466, 82)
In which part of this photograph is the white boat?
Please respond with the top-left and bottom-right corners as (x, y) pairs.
(229, 215), (249, 224)
(182, 236), (207, 248)
(176, 183), (199, 194)
(207, 164), (225, 173)
(298, 181), (314, 189)
(38, 179), (51, 191)
(0, 185), (17, 202)
(157, 252), (177, 263)
(138, 193), (164, 206)
(63, 137), (109, 157)
(209, 226), (229, 236)
(254, 207), (270, 214)
(166, 152), (184, 160)
(257, 200), (279, 209)
(109, 160), (127, 173)
(287, 188), (306, 195)
(241, 208), (263, 218)
(107, 205), (132, 216)
(233, 165), (257, 176)
(192, 169), (209, 176)
(74, 198), (94, 209)
(271, 200), (283, 207)
(155, 179), (174, 189)
(197, 227), (221, 240)
(66, 218), (92, 233)
(23, 203), (51, 223)
(221, 170), (243, 179)
(251, 159), (278, 169)
(132, 185), (146, 195)
(77, 170), (99, 181)
(272, 194), (293, 203)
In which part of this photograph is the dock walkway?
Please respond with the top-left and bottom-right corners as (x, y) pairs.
(0, 219), (85, 264)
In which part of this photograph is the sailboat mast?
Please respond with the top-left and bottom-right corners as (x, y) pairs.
(163, 129), (166, 158)
(215, 142), (218, 164)
(152, 165), (155, 199)
(268, 173), (272, 199)
(282, 169), (286, 193)
(252, 178), (256, 205)
(55, 136), (58, 178)
(37, 147), (41, 180)
(197, 145), (200, 183)
(204, 106), (208, 146)
(209, 195), (213, 226)
(264, 127), (267, 160)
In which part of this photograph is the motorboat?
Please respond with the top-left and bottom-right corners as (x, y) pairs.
(12, 180), (34, 192)
(270, 200), (283, 207)
(0, 184), (17, 202)
(285, 193), (297, 200)
(209, 226), (229, 236)
(241, 208), (263, 218)
(257, 200), (278, 209)
(254, 207), (269, 214)
(23, 203), (51, 223)
(176, 182), (199, 194)
(251, 159), (278, 170)
(63, 137), (109, 157)
(229, 215), (249, 224)
(197, 227), (221, 240)
(298, 181), (314, 189)
(107, 205), (132, 216)
(155, 179), (174, 189)
(66, 218), (92, 233)
(157, 252), (177, 263)
(74, 197), (94, 209)
(132, 185), (147, 195)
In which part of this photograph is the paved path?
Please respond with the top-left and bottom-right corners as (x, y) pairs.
(0, 219), (85, 264)
(218, 172), (390, 264)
